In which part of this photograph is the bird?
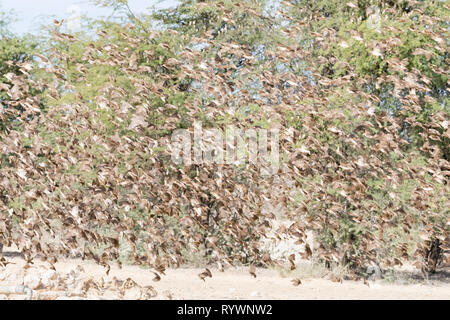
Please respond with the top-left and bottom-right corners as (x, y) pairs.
(198, 268), (212, 281)
(291, 278), (302, 286)
(53, 19), (64, 27)
(249, 264), (257, 278)
(152, 272), (161, 282)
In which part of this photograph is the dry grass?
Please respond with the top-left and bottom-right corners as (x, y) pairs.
(271, 259), (350, 280)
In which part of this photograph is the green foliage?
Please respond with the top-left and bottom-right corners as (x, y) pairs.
(0, 10), (37, 99)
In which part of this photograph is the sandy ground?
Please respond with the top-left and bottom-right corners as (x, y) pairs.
(0, 252), (449, 300)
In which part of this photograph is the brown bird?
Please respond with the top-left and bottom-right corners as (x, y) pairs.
(198, 268), (212, 281)
(300, 244), (312, 259)
(363, 278), (370, 287)
(152, 272), (161, 282)
(288, 253), (296, 270)
(249, 264), (257, 278)
(217, 261), (225, 272)
(291, 278), (302, 286)
(53, 19), (64, 27)
(261, 253), (272, 265)
(0, 257), (13, 268)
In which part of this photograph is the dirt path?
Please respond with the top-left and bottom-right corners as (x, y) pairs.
(0, 253), (449, 300)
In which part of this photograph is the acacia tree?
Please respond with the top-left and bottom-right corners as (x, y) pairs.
(0, 7), (39, 131)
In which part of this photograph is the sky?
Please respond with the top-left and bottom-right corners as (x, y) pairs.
(0, 0), (178, 35)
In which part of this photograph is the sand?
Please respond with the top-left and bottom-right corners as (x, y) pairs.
(0, 251), (449, 300)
